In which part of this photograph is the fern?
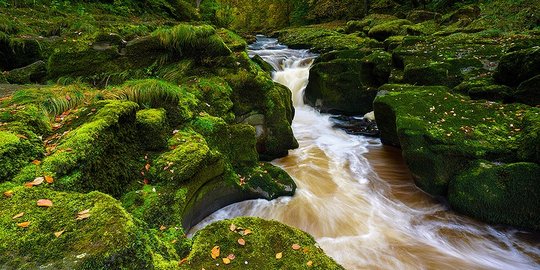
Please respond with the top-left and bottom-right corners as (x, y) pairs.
(109, 79), (184, 108)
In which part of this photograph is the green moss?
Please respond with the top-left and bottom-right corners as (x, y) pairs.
(368, 19), (413, 41)
(182, 77), (234, 121)
(185, 217), (344, 269)
(494, 46), (540, 87)
(449, 161), (540, 230)
(0, 186), (158, 269)
(0, 130), (43, 182)
(39, 100), (141, 197)
(136, 108), (169, 151)
(374, 86), (538, 197)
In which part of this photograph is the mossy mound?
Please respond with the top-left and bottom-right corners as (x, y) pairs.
(494, 47), (540, 87)
(183, 217), (344, 270)
(449, 161), (540, 230)
(136, 108), (169, 151)
(0, 186), (166, 269)
(374, 85), (540, 229)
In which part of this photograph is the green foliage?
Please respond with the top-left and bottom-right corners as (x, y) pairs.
(152, 24), (231, 58)
(10, 85), (92, 117)
(136, 108), (170, 151)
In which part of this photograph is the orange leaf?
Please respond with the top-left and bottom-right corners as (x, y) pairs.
(275, 252), (283, 259)
(211, 246), (220, 259)
(229, 223), (237, 232)
(3, 190), (14, 198)
(292, 244), (301, 250)
(12, 212), (25, 219)
(145, 163), (151, 171)
(17, 221), (30, 228)
(37, 199), (53, 207)
(222, 258), (231, 265)
(243, 229), (252, 235)
(16, 134), (28, 139)
(45, 176), (54, 184)
(32, 160), (41, 165)
(237, 238), (246, 246)
(54, 230), (65, 238)
(178, 258), (188, 265)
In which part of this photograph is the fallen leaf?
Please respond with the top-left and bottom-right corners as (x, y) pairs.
(222, 258), (231, 265)
(303, 247), (310, 253)
(292, 244), (301, 250)
(238, 238), (246, 246)
(54, 230), (65, 238)
(307, 261), (313, 267)
(28, 177), (44, 187)
(229, 223), (237, 232)
(160, 225), (167, 231)
(16, 134), (28, 139)
(211, 246), (220, 259)
(275, 252), (283, 259)
(178, 258), (188, 265)
(78, 209), (90, 215)
(145, 163), (151, 171)
(45, 176), (54, 184)
(12, 212), (25, 219)
(76, 213), (91, 220)
(227, 254), (236, 260)
(243, 229), (252, 235)
(37, 199), (53, 207)
(32, 160), (41, 165)
(17, 221), (30, 228)
(3, 190), (14, 197)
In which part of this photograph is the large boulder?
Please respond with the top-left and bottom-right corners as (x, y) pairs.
(494, 47), (540, 87)
(515, 74), (540, 106)
(374, 85), (540, 229)
(304, 50), (391, 115)
(449, 161), (540, 230)
(368, 19), (413, 41)
(184, 217), (344, 269)
(0, 186), (163, 269)
(5, 61), (47, 84)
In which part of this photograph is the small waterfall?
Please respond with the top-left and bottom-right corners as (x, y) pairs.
(191, 36), (540, 270)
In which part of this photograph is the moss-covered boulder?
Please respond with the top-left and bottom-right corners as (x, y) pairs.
(407, 10), (442, 23)
(0, 131), (42, 182)
(0, 186), (165, 269)
(136, 108), (169, 151)
(374, 84), (540, 229)
(5, 60), (46, 84)
(304, 49), (390, 115)
(494, 46), (540, 87)
(515, 74), (540, 106)
(368, 19), (413, 41)
(183, 217), (344, 269)
(37, 100), (141, 197)
(449, 161), (540, 230)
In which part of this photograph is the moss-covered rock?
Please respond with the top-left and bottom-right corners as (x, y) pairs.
(304, 49), (390, 115)
(403, 62), (461, 87)
(374, 84), (540, 229)
(0, 186), (167, 269)
(453, 78), (512, 102)
(184, 217), (344, 270)
(449, 161), (540, 230)
(494, 46), (540, 87)
(5, 60), (46, 84)
(37, 100), (141, 197)
(136, 108), (169, 151)
(514, 74), (540, 106)
(368, 19), (413, 41)
(407, 10), (442, 23)
(0, 131), (42, 182)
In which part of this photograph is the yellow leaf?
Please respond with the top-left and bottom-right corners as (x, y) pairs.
(160, 225), (167, 231)
(211, 246), (220, 259)
(3, 190), (13, 198)
(307, 260), (313, 267)
(229, 223), (237, 232)
(292, 244), (301, 250)
(31, 160), (41, 165)
(12, 212), (24, 219)
(76, 213), (91, 220)
(222, 258), (231, 265)
(275, 252), (283, 259)
(45, 176), (54, 184)
(17, 221), (30, 228)
(27, 177), (44, 187)
(243, 229), (252, 235)
(37, 199), (53, 207)
(54, 230), (65, 238)
(78, 209), (90, 215)
(237, 238), (246, 246)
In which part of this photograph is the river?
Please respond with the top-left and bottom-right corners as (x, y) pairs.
(190, 36), (540, 270)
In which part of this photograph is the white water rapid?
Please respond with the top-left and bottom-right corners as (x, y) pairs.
(190, 36), (540, 269)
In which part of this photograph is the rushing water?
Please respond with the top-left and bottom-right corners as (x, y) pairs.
(190, 36), (540, 269)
